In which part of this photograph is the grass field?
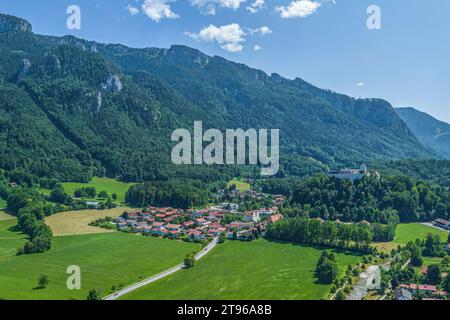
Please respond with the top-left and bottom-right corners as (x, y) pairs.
(0, 210), (14, 221)
(0, 197), (6, 209)
(61, 177), (134, 204)
(0, 219), (26, 260)
(45, 207), (127, 236)
(394, 223), (449, 244)
(375, 223), (449, 252)
(122, 239), (361, 300)
(227, 178), (251, 191)
(0, 232), (199, 300)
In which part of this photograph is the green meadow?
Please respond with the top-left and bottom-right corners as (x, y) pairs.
(122, 239), (361, 300)
(0, 197), (6, 209)
(0, 232), (199, 300)
(62, 177), (134, 204)
(394, 223), (449, 245)
(227, 178), (251, 191)
(0, 219), (26, 260)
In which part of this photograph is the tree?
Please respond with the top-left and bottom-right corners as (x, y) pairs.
(38, 275), (49, 289)
(87, 289), (101, 300)
(409, 244), (424, 267)
(423, 233), (441, 257)
(335, 290), (346, 300)
(112, 193), (118, 201)
(426, 265), (442, 285)
(317, 259), (339, 284)
(184, 254), (196, 268)
(316, 251), (329, 272)
(49, 187), (68, 203)
(443, 275), (450, 292)
(98, 191), (108, 199)
(85, 187), (97, 198)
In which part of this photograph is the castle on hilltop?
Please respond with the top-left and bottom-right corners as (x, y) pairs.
(328, 163), (370, 181)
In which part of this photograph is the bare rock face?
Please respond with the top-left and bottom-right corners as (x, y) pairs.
(17, 59), (31, 81)
(102, 75), (123, 93)
(0, 14), (32, 33)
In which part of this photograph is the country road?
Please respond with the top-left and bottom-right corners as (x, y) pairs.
(103, 238), (219, 300)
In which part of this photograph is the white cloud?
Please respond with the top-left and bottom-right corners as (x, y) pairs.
(190, 0), (246, 15)
(142, 0), (179, 22)
(246, 0), (265, 13)
(253, 45), (261, 51)
(356, 82), (365, 87)
(126, 5), (140, 15)
(187, 23), (272, 53)
(246, 25), (272, 35)
(276, 0), (321, 19)
(259, 26), (271, 35)
(186, 23), (246, 52)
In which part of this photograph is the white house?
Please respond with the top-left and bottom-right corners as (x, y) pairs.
(328, 163), (370, 182)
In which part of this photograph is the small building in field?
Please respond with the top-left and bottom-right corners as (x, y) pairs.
(433, 218), (450, 230)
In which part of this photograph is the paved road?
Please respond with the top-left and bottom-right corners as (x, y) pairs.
(103, 238), (219, 300)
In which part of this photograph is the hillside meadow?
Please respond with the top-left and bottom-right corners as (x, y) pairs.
(122, 239), (361, 300)
(0, 232), (199, 300)
(375, 223), (449, 252)
(45, 207), (127, 236)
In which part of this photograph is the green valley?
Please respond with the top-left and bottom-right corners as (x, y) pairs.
(121, 239), (361, 300)
(0, 232), (199, 300)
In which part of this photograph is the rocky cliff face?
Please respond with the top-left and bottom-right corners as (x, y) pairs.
(0, 14), (32, 33)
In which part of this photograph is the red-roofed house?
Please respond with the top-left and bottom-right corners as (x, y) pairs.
(188, 229), (205, 241)
(267, 214), (283, 224)
(166, 224), (182, 232)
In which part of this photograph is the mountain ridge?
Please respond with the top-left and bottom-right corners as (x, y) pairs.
(0, 13), (437, 182)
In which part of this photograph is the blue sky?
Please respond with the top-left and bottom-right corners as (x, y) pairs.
(1, 0), (450, 122)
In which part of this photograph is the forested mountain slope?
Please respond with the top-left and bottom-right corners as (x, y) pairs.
(396, 107), (450, 159)
(0, 14), (436, 182)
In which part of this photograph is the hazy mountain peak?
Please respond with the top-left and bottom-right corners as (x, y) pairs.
(396, 107), (450, 159)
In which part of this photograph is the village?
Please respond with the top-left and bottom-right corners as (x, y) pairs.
(113, 190), (285, 243)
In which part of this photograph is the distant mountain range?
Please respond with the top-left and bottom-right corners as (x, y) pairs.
(0, 13), (437, 182)
(396, 107), (450, 159)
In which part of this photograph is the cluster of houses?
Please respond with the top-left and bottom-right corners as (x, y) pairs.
(115, 200), (285, 242)
(395, 284), (448, 301)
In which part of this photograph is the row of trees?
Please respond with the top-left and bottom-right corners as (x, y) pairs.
(7, 190), (53, 254)
(125, 180), (209, 209)
(265, 217), (375, 254)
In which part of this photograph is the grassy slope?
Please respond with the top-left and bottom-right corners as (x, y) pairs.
(227, 179), (251, 191)
(0, 232), (199, 300)
(0, 198), (6, 209)
(0, 210), (14, 221)
(45, 207), (127, 236)
(375, 223), (449, 252)
(0, 219), (26, 260)
(122, 239), (361, 300)
(62, 177), (135, 204)
(394, 223), (449, 244)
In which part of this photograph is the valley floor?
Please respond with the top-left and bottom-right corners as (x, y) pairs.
(0, 227), (199, 300)
(121, 239), (361, 300)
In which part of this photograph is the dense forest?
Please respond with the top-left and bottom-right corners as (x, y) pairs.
(125, 180), (211, 209)
(282, 174), (450, 223)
